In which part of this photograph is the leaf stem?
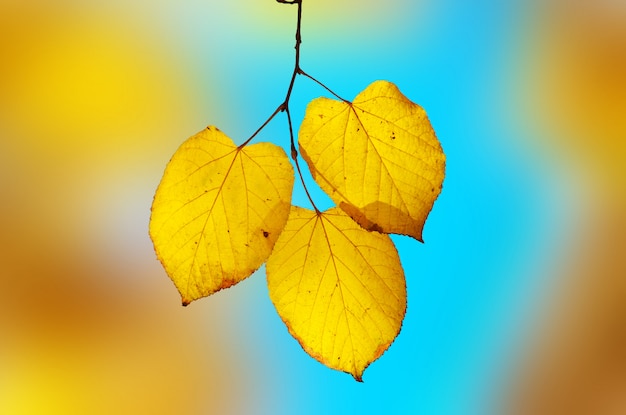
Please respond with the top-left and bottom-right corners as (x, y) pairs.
(239, 104), (283, 148)
(284, 105), (319, 212)
(299, 70), (349, 103)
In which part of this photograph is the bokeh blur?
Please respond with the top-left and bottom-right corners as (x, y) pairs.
(0, 0), (623, 414)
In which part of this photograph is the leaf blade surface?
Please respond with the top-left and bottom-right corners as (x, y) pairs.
(150, 126), (294, 304)
(299, 80), (445, 240)
(266, 206), (406, 380)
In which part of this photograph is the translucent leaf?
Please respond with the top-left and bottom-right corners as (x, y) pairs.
(150, 126), (294, 305)
(266, 206), (406, 381)
(299, 80), (446, 241)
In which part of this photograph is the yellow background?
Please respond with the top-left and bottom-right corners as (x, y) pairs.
(1, 0), (624, 414)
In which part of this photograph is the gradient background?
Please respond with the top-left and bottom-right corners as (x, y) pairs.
(1, 0), (624, 414)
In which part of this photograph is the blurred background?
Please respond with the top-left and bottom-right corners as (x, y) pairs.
(0, 0), (624, 414)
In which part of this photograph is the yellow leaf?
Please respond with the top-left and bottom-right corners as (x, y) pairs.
(299, 80), (445, 241)
(149, 126), (294, 305)
(266, 206), (406, 381)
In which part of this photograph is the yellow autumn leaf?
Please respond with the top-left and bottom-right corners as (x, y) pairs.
(149, 126), (294, 305)
(266, 206), (406, 381)
(299, 80), (446, 241)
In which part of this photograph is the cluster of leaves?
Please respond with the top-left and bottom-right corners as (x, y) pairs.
(149, 0), (445, 381)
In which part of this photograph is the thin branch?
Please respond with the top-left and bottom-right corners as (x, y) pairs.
(241, 0), (324, 211)
(276, 0), (319, 211)
(281, 0), (302, 107)
(239, 0), (301, 148)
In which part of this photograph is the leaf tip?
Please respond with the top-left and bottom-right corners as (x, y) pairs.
(180, 292), (198, 306)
